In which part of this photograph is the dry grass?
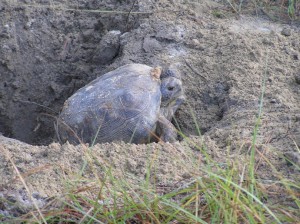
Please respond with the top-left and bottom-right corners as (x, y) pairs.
(217, 0), (300, 21)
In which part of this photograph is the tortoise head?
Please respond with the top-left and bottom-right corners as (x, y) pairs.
(160, 66), (184, 107)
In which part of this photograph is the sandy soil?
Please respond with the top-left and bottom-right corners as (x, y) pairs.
(0, 0), (299, 220)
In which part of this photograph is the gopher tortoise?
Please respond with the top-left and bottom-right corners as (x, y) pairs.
(57, 63), (184, 145)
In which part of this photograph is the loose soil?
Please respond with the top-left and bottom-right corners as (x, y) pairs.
(0, 0), (299, 221)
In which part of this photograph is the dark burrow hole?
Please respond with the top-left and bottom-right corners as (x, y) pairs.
(0, 79), (230, 147)
(0, 68), (230, 146)
(0, 2), (149, 145)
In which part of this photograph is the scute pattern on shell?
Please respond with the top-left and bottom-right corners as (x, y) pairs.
(58, 64), (162, 144)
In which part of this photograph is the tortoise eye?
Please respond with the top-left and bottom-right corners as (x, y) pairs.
(168, 86), (174, 91)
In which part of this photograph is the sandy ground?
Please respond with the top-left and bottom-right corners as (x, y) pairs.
(0, 0), (300, 220)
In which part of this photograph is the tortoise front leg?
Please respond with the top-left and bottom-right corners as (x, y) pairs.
(156, 114), (177, 143)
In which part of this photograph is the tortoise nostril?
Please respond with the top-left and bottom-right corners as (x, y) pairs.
(168, 86), (174, 91)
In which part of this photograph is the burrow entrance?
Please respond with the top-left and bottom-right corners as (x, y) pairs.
(0, 1), (150, 145)
(0, 1), (232, 145)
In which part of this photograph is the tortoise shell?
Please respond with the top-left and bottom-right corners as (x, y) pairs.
(58, 64), (163, 144)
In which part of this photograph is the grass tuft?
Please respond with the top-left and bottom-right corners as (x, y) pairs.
(4, 138), (299, 223)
